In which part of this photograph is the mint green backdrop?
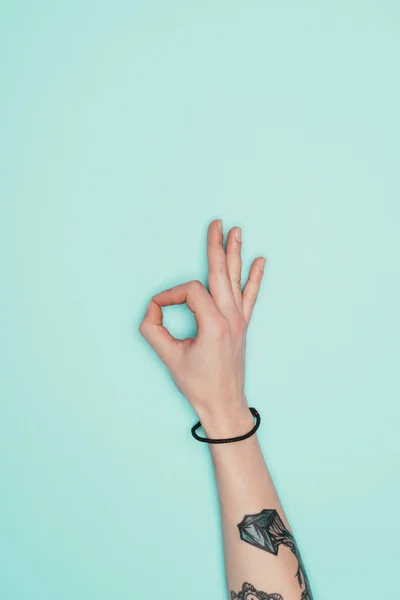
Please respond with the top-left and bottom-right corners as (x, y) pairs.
(1, 2), (399, 599)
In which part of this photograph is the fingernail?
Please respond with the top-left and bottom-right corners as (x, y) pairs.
(259, 258), (266, 271)
(216, 219), (223, 232)
(145, 300), (152, 314)
(235, 227), (242, 242)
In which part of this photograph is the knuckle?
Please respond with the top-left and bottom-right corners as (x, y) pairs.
(232, 275), (242, 288)
(231, 314), (246, 335)
(209, 264), (226, 276)
(189, 279), (204, 292)
(138, 320), (147, 337)
(210, 317), (230, 339)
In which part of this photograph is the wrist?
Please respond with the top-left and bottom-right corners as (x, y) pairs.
(196, 404), (256, 439)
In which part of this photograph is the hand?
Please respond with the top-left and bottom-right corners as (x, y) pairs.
(139, 219), (266, 436)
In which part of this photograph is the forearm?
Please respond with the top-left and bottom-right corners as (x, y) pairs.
(203, 409), (312, 600)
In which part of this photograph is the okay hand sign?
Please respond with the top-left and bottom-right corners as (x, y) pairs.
(139, 219), (265, 436)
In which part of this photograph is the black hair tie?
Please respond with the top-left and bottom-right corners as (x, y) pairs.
(191, 407), (261, 444)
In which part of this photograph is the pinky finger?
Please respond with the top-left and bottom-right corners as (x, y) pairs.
(242, 257), (266, 322)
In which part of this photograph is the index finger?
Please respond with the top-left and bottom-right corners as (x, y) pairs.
(151, 280), (221, 331)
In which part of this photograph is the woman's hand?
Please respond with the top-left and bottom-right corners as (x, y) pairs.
(139, 219), (265, 437)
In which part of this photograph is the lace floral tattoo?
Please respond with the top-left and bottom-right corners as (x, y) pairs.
(231, 582), (283, 600)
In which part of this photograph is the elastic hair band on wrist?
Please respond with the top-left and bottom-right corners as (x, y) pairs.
(191, 407), (261, 444)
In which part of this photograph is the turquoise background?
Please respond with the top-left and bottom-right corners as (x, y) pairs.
(1, 2), (399, 599)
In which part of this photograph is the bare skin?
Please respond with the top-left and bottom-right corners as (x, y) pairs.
(139, 220), (312, 600)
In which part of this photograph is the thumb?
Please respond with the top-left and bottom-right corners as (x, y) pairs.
(139, 299), (179, 364)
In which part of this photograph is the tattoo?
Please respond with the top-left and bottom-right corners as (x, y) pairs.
(231, 582), (283, 600)
(237, 509), (313, 600)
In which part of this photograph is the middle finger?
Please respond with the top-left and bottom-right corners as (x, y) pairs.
(207, 219), (237, 315)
